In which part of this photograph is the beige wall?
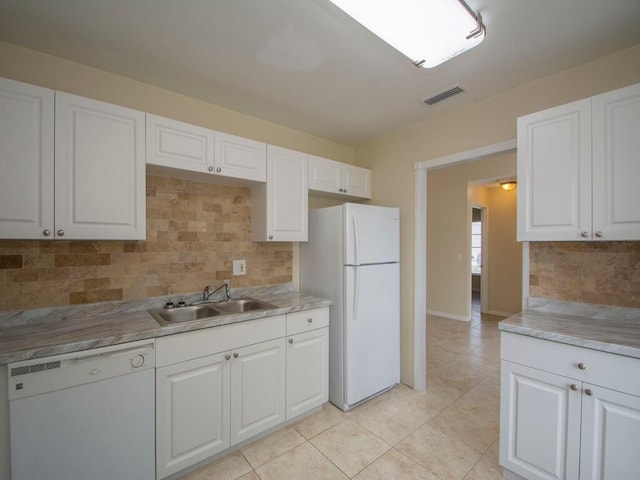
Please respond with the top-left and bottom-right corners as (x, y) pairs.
(426, 153), (518, 320)
(356, 43), (640, 386)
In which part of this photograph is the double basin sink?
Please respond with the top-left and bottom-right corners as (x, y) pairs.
(148, 297), (278, 326)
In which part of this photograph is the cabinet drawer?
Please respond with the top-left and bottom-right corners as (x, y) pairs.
(501, 332), (640, 396)
(157, 315), (286, 367)
(286, 307), (329, 336)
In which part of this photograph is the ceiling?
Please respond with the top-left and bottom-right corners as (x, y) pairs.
(1, 0), (639, 146)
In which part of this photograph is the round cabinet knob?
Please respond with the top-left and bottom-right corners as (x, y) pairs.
(43, 229), (51, 237)
(208, 166), (214, 172)
(344, 189), (347, 193)
(595, 231), (604, 238)
(57, 229), (65, 237)
(578, 362), (587, 370)
(216, 167), (222, 173)
(233, 352), (239, 358)
(225, 354), (231, 360)
(307, 318), (313, 323)
(131, 354), (145, 368)
(585, 388), (593, 396)
(268, 235), (274, 240)
(581, 231), (589, 238)
(288, 338), (294, 344)
(570, 384), (579, 391)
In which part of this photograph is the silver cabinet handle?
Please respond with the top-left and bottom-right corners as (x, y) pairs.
(585, 388), (593, 396)
(225, 354), (231, 360)
(581, 231), (589, 238)
(57, 229), (65, 237)
(216, 167), (222, 173)
(43, 229), (51, 237)
(307, 318), (313, 323)
(208, 166), (214, 172)
(233, 352), (239, 358)
(268, 235), (273, 240)
(578, 362), (586, 370)
(289, 338), (293, 344)
(595, 231), (603, 238)
(570, 384), (579, 391)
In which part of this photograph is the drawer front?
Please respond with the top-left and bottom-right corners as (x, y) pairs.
(501, 332), (640, 396)
(157, 315), (286, 367)
(286, 307), (329, 336)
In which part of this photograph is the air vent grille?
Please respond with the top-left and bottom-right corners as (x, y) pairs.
(424, 85), (465, 106)
(11, 361), (60, 376)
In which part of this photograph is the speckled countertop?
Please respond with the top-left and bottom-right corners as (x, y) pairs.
(0, 283), (331, 364)
(499, 298), (640, 359)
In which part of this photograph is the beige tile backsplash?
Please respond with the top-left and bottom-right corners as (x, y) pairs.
(529, 242), (640, 308)
(0, 175), (292, 311)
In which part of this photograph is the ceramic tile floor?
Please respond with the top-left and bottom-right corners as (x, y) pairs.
(180, 311), (504, 480)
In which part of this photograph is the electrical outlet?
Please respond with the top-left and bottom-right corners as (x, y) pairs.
(233, 259), (246, 276)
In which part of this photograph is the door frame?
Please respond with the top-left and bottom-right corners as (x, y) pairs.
(412, 139), (516, 391)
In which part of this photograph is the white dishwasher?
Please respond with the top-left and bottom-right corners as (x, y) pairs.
(7, 339), (155, 480)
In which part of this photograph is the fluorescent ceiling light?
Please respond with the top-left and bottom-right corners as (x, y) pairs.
(329, 0), (485, 68)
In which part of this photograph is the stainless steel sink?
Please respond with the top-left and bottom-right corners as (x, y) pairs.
(148, 297), (277, 326)
(213, 297), (278, 314)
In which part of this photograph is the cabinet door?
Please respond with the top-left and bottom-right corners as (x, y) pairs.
(580, 384), (640, 480)
(156, 352), (231, 479)
(253, 146), (308, 242)
(146, 114), (214, 173)
(55, 92), (145, 239)
(500, 361), (581, 480)
(308, 155), (341, 194)
(517, 99), (592, 241)
(0, 78), (54, 239)
(214, 132), (266, 182)
(341, 164), (371, 199)
(286, 328), (328, 420)
(230, 338), (286, 445)
(592, 83), (640, 240)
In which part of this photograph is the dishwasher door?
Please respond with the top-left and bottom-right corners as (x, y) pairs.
(8, 340), (155, 480)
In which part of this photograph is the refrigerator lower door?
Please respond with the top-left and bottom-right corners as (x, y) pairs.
(344, 263), (400, 407)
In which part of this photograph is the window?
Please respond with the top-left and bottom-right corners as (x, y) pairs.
(471, 220), (481, 274)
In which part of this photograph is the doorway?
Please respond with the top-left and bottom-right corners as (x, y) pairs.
(471, 206), (488, 317)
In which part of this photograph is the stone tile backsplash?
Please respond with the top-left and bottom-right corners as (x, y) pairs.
(529, 242), (640, 308)
(0, 175), (292, 311)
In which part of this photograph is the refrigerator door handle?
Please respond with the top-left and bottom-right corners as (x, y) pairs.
(352, 213), (360, 265)
(353, 267), (359, 321)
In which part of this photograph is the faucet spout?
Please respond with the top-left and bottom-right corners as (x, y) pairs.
(202, 279), (231, 302)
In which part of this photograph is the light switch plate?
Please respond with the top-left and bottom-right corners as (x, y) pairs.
(233, 259), (246, 276)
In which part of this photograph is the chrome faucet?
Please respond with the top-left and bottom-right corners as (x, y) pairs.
(202, 279), (231, 302)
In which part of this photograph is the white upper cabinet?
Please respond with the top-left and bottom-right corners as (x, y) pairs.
(146, 113), (214, 173)
(55, 92), (146, 240)
(591, 83), (640, 240)
(214, 132), (266, 182)
(308, 155), (371, 199)
(517, 82), (640, 241)
(0, 78), (54, 239)
(146, 114), (266, 183)
(252, 146), (308, 242)
(0, 78), (145, 240)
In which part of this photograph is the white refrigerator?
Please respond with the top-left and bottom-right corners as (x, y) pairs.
(300, 203), (400, 411)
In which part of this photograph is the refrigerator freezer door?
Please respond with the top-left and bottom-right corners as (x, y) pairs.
(344, 263), (400, 407)
(344, 203), (399, 266)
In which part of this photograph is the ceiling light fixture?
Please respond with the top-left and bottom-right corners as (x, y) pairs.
(500, 181), (517, 191)
(329, 0), (486, 68)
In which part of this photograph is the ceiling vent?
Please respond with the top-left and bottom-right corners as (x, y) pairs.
(424, 85), (465, 106)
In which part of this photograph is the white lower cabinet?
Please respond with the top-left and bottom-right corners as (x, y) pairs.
(500, 332), (640, 480)
(155, 309), (328, 479)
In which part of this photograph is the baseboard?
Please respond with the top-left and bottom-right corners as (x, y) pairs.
(426, 310), (471, 322)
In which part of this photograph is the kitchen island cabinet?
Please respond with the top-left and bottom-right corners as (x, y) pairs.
(500, 318), (640, 480)
(517, 82), (640, 241)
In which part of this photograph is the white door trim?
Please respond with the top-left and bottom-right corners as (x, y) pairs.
(412, 139), (516, 391)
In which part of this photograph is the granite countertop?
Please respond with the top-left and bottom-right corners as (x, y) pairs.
(0, 283), (331, 364)
(499, 298), (640, 359)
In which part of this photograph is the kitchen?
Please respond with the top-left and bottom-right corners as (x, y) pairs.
(1, 1), (640, 479)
